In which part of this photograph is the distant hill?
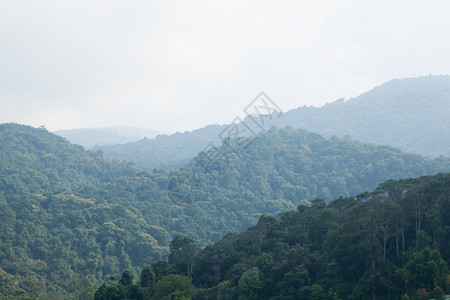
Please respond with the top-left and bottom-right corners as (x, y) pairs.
(92, 124), (228, 170)
(94, 75), (450, 171)
(272, 75), (450, 157)
(54, 126), (165, 149)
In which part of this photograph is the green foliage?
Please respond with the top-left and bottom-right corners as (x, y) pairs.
(192, 127), (450, 206)
(254, 253), (273, 275)
(2, 123), (450, 298)
(0, 124), (169, 297)
(160, 172), (450, 299)
(170, 290), (191, 300)
(0, 123), (138, 194)
(119, 270), (134, 286)
(140, 265), (156, 289)
(238, 267), (263, 300)
(94, 270), (145, 300)
(406, 247), (448, 294)
(153, 274), (195, 300)
(169, 236), (198, 280)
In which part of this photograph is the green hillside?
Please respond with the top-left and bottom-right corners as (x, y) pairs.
(106, 172), (450, 300)
(0, 124), (138, 194)
(1, 123), (449, 298)
(191, 127), (450, 205)
(0, 124), (168, 298)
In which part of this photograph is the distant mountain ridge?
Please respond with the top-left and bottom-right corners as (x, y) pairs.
(271, 75), (450, 157)
(54, 126), (165, 149)
(94, 75), (450, 171)
(92, 124), (228, 170)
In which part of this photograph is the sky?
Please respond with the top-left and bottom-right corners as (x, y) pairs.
(1, 0), (449, 133)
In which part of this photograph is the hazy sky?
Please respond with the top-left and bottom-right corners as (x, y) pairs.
(1, 0), (449, 133)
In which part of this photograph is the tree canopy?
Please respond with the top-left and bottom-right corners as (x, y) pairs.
(1, 123), (450, 298)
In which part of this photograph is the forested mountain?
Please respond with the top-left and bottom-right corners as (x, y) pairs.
(92, 124), (228, 170)
(190, 127), (450, 205)
(94, 75), (450, 171)
(54, 126), (164, 149)
(1, 123), (450, 298)
(96, 172), (450, 300)
(0, 124), (167, 298)
(0, 124), (139, 193)
(272, 75), (450, 157)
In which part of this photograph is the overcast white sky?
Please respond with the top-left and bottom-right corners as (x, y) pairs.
(1, 0), (449, 133)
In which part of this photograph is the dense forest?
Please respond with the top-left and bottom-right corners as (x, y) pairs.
(95, 172), (450, 300)
(1, 123), (450, 298)
(189, 127), (450, 204)
(90, 76), (450, 171)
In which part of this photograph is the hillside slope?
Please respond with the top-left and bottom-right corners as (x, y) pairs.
(92, 124), (227, 170)
(137, 172), (450, 300)
(0, 123), (138, 193)
(1, 123), (449, 298)
(273, 75), (450, 156)
(94, 75), (450, 171)
(0, 124), (170, 298)
(191, 127), (450, 205)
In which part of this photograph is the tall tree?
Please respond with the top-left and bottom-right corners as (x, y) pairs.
(169, 236), (198, 281)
